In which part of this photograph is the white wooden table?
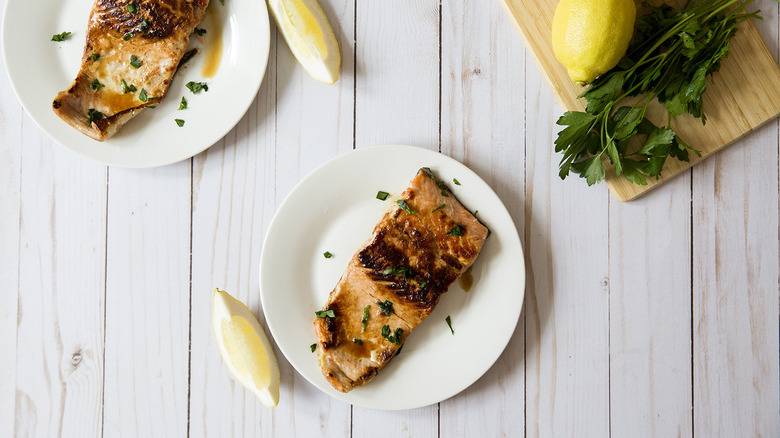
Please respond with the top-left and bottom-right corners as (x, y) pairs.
(2, 0), (779, 436)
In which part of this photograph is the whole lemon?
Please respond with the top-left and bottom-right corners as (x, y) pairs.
(552, 0), (636, 85)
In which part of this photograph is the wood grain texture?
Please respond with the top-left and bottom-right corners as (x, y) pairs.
(0, 53), (22, 437)
(692, 4), (780, 435)
(103, 164), (191, 437)
(13, 133), (107, 437)
(498, 0), (780, 201)
(608, 181), (693, 438)
(0, 0), (779, 435)
(523, 47), (611, 436)
(439, 0), (526, 435)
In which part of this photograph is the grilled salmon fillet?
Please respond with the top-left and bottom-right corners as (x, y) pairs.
(52, 0), (209, 141)
(314, 168), (489, 392)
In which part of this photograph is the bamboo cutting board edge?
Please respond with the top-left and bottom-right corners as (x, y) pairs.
(499, 0), (780, 201)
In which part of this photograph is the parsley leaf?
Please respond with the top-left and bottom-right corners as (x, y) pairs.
(51, 31), (71, 42)
(310, 343), (316, 352)
(178, 97), (187, 110)
(361, 305), (370, 332)
(376, 300), (394, 315)
(90, 79), (104, 91)
(127, 3), (137, 13)
(352, 338), (363, 345)
(120, 79), (136, 94)
(139, 89), (148, 102)
(323, 251), (332, 259)
(194, 27), (207, 36)
(130, 55), (142, 69)
(186, 81), (209, 94)
(175, 119), (185, 127)
(86, 108), (104, 126)
(432, 204), (445, 212)
(91, 53), (100, 61)
(382, 267), (413, 279)
(396, 199), (415, 214)
(445, 315), (454, 335)
(376, 191), (389, 201)
(452, 178), (461, 185)
(315, 309), (335, 318)
(446, 225), (464, 236)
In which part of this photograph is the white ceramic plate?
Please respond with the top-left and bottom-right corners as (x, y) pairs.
(1, 0), (269, 168)
(260, 145), (525, 410)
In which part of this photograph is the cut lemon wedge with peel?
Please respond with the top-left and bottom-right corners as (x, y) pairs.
(213, 289), (280, 408)
(268, 0), (340, 84)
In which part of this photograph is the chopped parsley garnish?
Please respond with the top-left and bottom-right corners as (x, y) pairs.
(323, 251), (333, 259)
(437, 181), (450, 197)
(381, 326), (403, 345)
(382, 267), (413, 279)
(178, 97), (188, 110)
(310, 343), (316, 352)
(90, 79), (104, 91)
(453, 178), (461, 185)
(147, 105), (157, 109)
(91, 53), (100, 61)
(120, 79), (136, 94)
(376, 300), (394, 315)
(186, 81), (209, 94)
(419, 281), (427, 288)
(86, 108), (104, 125)
(315, 309), (335, 318)
(51, 31), (71, 42)
(140, 19), (149, 31)
(361, 305), (370, 332)
(396, 199), (415, 214)
(194, 27), (207, 36)
(130, 55), (142, 68)
(126, 3), (137, 13)
(219, 0), (224, 4)
(395, 344), (404, 356)
(139, 89), (148, 102)
(447, 225), (464, 236)
(432, 203), (445, 212)
(175, 119), (185, 127)
(376, 191), (389, 201)
(445, 315), (454, 334)
(352, 338), (363, 345)
(123, 32), (134, 41)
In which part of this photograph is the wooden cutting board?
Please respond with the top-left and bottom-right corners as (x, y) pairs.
(499, 0), (780, 201)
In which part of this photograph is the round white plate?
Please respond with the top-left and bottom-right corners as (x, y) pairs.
(260, 145), (525, 410)
(1, 0), (269, 168)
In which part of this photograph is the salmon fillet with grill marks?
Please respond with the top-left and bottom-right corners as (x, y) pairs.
(52, 0), (209, 141)
(314, 168), (489, 392)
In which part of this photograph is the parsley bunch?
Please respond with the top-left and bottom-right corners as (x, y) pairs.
(556, 0), (764, 186)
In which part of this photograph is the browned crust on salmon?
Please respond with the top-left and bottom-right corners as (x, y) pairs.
(314, 168), (489, 392)
(52, 0), (209, 141)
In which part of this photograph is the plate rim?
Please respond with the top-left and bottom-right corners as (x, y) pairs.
(1, 0), (270, 168)
(259, 144), (526, 410)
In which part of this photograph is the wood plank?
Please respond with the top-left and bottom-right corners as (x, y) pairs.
(439, 0), (526, 435)
(608, 181), (693, 438)
(103, 164), (191, 437)
(692, 4), (779, 433)
(351, 0), (440, 433)
(498, 0), (780, 201)
(0, 31), (23, 435)
(523, 43), (611, 436)
(189, 0), (354, 432)
(13, 127), (107, 437)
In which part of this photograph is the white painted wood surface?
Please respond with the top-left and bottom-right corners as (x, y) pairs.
(1, 0), (779, 437)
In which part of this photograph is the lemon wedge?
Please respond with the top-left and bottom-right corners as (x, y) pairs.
(268, 0), (340, 84)
(213, 289), (280, 408)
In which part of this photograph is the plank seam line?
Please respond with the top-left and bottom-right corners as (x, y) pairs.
(689, 168), (694, 438)
(186, 158), (194, 438)
(607, 191), (611, 438)
(350, 2), (357, 434)
(100, 167), (110, 438)
(522, 25), (528, 438)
